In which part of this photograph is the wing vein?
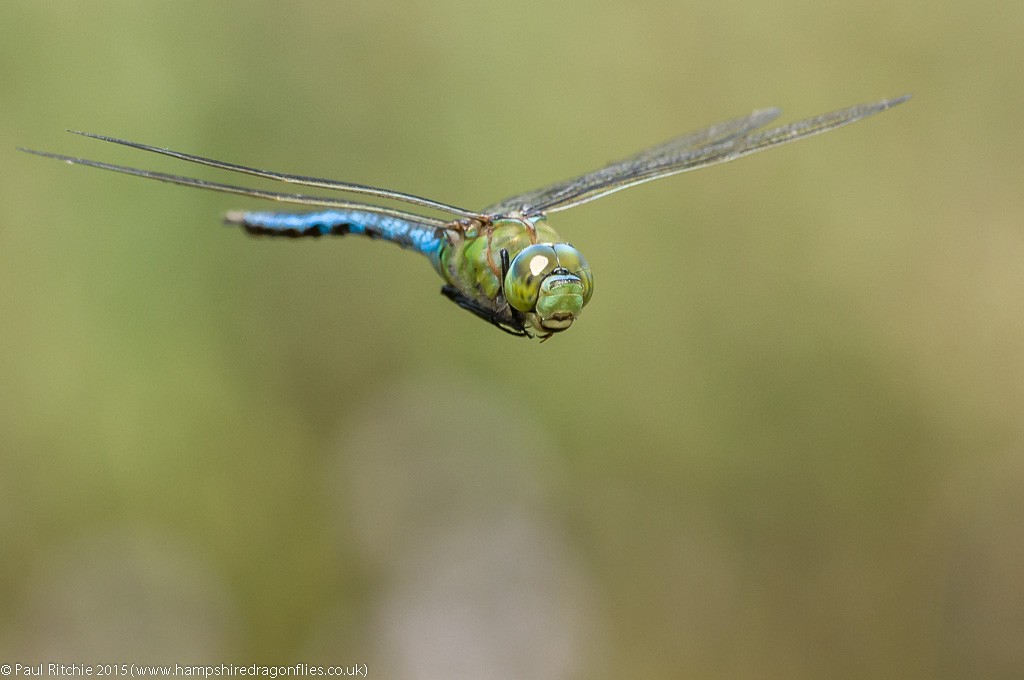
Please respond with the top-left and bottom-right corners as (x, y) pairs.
(19, 148), (451, 228)
(65, 131), (482, 219)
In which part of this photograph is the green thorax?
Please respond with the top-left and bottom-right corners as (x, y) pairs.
(436, 216), (561, 302)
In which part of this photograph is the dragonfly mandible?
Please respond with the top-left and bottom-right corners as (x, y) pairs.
(21, 95), (908, 340)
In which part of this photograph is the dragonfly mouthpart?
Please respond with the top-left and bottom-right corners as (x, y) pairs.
(540, 311), (576, 332)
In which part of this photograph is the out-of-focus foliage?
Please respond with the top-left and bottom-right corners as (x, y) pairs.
(2, 1), (1022, 678)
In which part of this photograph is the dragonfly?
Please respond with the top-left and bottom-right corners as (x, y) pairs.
(21, 95), (908, 340)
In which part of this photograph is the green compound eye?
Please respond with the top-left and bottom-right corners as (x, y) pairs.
(504, 243), (593, 317)
(505, 244), (559, 312)
(551, 243), (593, 306)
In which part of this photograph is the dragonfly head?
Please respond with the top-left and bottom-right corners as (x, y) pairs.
(504, 243), (593, 335)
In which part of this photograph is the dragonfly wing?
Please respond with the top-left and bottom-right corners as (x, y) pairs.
(485, 107), (782, 216)
(19, 147), (452, 228)
(64, 131), (483, 219)
(490, 95), (909, 217)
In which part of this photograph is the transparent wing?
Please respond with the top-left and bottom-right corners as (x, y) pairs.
(19, 147), (453, 228)
(485, 107), (781, 216)
(489, 95), (909, 217)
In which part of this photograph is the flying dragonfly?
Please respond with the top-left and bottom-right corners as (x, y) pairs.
(21, 95), (908, 340)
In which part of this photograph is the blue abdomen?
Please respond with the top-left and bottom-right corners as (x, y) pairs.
(226, 209), (445, 262)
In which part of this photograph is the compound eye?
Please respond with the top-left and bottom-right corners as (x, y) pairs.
(552, 244), (593, 305)
(504, 244), (559, 312)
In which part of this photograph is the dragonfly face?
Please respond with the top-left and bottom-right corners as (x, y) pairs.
(505, 243), (593, 334)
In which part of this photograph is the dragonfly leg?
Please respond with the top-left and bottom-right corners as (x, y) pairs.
(439, 285), (530, 338)
(499, 248), (511, 284)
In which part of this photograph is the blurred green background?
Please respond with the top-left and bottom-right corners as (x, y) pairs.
(2, 0), (1022, 678)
